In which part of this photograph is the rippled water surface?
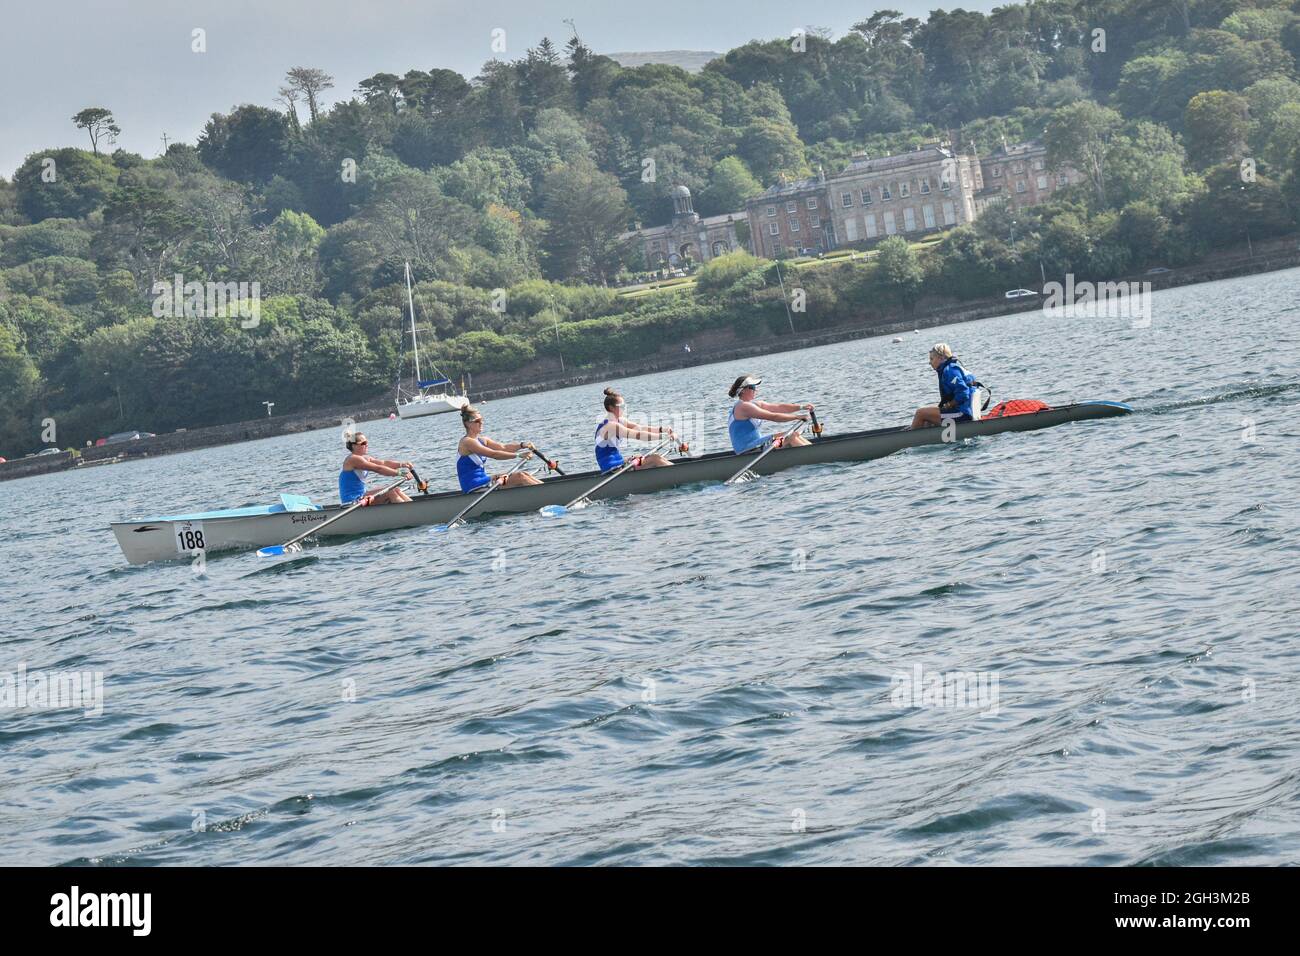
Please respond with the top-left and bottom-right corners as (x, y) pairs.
(3, 269), (1299, 866)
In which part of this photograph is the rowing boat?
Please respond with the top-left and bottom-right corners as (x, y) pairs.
(110, 401), (1131, 564)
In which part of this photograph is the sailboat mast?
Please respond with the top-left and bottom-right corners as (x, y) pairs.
(405, 261), (422, 385)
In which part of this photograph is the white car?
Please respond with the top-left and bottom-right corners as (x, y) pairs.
(1004, 288), (1039, 299)
(36, 447), (63, 456)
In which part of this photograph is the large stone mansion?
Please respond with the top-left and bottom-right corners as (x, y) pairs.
(746, 139), (1083, 258)
(621, 139), (1082, 269)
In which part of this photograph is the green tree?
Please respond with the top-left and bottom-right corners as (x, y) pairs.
(1184, 91), (1251, 167)
(539, 160), (631, 285)
(71, 107), (121, 156)
(874, 236), (924, 311)
(1044, 101), (1123, 207)
(701, 157), (763, 215)
(12, 148), (118, 222)
(197, 105), (290, 183)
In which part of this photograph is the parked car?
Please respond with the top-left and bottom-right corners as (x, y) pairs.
(1004, 288), (1040, 299)
(1145, 266), (1172, 274)
(36, 447), (63, 456)
(105, 430), (156, 444)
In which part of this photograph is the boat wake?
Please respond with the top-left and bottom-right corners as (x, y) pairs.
(1143, 381), (1300, 415)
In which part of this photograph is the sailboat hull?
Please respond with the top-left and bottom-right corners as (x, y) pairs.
(396, 394), (469, 418)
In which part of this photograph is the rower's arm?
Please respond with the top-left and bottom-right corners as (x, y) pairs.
(351, 452), (400, 476)
(616, 420), (667, 442)
(741, 401), (807, 424)
(466, 437), (517, 461)
(757, 400), (804, 414)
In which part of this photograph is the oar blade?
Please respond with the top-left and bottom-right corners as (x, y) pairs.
(256, 545), (286, 557)
(431, 520), (462, 533)
(539, 504), (567, 518)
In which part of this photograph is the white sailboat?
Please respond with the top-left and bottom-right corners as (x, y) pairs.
(396, 261), (468, 419)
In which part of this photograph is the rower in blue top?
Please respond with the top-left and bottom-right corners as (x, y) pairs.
(727, 374), (813, 453)
(911, 343), (986, 429)
(456, 404), (543, 493)
(339, 431), (413, 506)
(595, 387), (675, 472)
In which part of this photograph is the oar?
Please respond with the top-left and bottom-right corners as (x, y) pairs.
(432, 454), (532, 532)
(724, 420), (807, 485)
(527, 444), (566, 476)
(257, 474), (410, 557)
(540, 435), (677, 518)
(808, 408), (823, 437)
(408, 465), (430, 494)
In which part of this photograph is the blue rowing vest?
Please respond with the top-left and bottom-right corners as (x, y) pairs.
(595, 418), (625, 471)
(457, 448), (490, 493)
(339, 466), (367, 504)
(728, 403), (764, 453)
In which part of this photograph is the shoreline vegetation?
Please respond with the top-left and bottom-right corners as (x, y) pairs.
(3, 240), (1293, 484)
(4, 2), (1300, 471)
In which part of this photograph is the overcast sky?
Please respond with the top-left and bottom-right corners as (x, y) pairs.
(0, 0), (998, 178)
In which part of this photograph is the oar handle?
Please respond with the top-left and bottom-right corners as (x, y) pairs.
(527, 444), (565, 476)
(808, 408), (823, 436)
(408, 465), (430, 494)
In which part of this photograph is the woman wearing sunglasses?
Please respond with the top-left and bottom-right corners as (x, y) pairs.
(339, 432), (414, 505)
(726, 374), (813, 453)
(457, 405), (544, 493)
(595, 387), (676, 472)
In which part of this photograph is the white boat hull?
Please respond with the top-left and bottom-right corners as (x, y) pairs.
(396, 393), (468, 418)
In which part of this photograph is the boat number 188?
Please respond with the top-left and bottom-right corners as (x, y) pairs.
(175, 522), (208, 554)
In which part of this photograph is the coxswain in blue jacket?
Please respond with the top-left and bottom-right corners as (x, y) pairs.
(595, 387), (675, 471)
(456, 405), (544, 493)
(911, 343), (983, 429)
(339, 431), (413, 505)
(727, 374), (814, 452)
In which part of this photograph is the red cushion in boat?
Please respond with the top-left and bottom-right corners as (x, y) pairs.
(984, 399), (1052, 418)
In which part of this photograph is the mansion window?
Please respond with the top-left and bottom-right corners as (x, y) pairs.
(860, 188), (873, 204)
(766, 205), (776, 217)
(789, 219), (801, 232)
(809, 215), (821, 228)
(919, 177), (931, 194)
(991, 166), (1002, 178)
(786, 201), (797, 213)
(840, 191), (854, 207)
(939, 177), (951, 190)
(1012, 162), (1024, 173)
(1033, 158), (1045, 170)
(806, 197), (818, 210)
(899, 182), (911, 198)
(768, 222), (780, 236)
(1057, 172), (1069, 186)
(1037, 175), (1048, 190)
(881, 185), (892, 200)
(1015, 180), (1027, 193)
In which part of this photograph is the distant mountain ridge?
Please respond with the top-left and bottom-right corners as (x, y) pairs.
(607, 51), (721, 72)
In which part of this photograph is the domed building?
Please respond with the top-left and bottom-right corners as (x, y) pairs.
(620, 184), (747, 271)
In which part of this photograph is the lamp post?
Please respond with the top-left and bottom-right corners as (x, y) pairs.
(103, 371), (123, 420)
(263, 401), (275, 417)
(774, 259), (796, 335)
(551, 296), (565, 374)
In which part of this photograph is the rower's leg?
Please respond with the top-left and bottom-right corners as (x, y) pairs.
(637, 454), (673, 468)
(785, 433), (811, 447)
(912, 406), (941, 429)
(502, 472), (543, 488)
